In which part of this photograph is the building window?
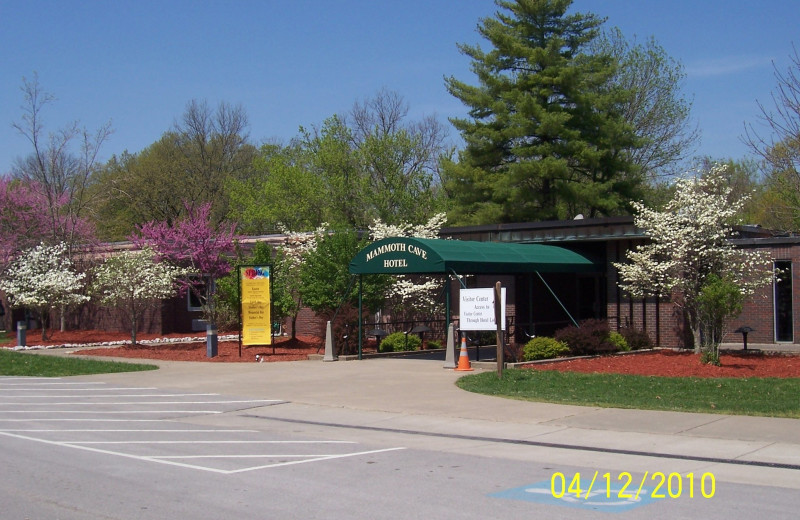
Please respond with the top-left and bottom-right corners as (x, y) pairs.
(187, 276), (210, 312)
(774, 261), (793, 342)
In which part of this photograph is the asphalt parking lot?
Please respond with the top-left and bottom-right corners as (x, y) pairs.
(0, 377), (405, 476)
(2, 359), (799, 519)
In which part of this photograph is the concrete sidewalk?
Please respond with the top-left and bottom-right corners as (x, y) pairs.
(56, 354), (800, 488)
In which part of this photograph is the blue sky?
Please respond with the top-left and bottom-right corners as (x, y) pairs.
(1, 0), (798, 175)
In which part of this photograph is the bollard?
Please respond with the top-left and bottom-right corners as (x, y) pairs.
(16, 321), (26, 347)
(206, 323), (218, 358)
(323, 321), (337, 361)
(443, 323), (456, 369)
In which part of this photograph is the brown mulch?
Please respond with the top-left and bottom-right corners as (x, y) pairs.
(522, 350), (800, 378)
(14, 329), (324, 363)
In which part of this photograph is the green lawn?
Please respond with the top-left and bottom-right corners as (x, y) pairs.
(456, 369), (800, 418)
(0, 349), (157, 377)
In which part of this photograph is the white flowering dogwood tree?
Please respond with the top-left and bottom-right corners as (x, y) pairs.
(614, 164), (772, 352)
(92, 247), (187, 344)
(0, 242), (89, 340)
(275, 224), (328, 339)
(369, 212), (448, 319)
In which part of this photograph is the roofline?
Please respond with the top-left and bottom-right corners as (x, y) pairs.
(441, 216), (637, 234)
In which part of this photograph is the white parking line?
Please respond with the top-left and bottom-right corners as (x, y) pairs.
(0, 430), (406, 475)
(0, 381), (407, 474)
(223, 448), (407, 473)
(0, 387), (158, 391)
(0, 429), (260, 433)
(0, 399), (282, 405)
(0, 419), (180, 422)
(0, 381), (107, 386)
(0, 393), (219, 397)
(73, 440), (355, 444)
(0, 410), (225, 414)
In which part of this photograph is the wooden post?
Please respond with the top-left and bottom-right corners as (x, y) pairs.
(494, 281), (503, 378)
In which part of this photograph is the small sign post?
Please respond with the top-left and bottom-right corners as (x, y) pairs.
(239, 265), (272, 358)
(459, 286), (506, 369)
(459, 287), (506, 331)
(494, 281), (504, 378)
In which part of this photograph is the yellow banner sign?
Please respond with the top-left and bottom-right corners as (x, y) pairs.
(240, 266), (271, 345)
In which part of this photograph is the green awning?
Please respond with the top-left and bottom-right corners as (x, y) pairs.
(349, 237), (596, 275)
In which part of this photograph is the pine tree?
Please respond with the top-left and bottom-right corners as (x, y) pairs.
(444, 0), (642, 224)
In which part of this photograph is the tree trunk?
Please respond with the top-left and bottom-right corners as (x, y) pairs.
(40, 310), (48, 341)
(691, 326), (702, 353)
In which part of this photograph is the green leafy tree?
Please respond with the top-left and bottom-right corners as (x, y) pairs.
(443, 0), (642, 224)
(300, 228), (388, 313)
(227, 143), (329, 234)
(696, 274), (744, 365)
(92, 247), (186, 344)
(299, 227), (391, 353)
(228, 91), (449, 234)
(345, 88), (450, 224)
(593, 28), (699, 180)
(302, 116), (369, 229)
(91, 100), (255, 239)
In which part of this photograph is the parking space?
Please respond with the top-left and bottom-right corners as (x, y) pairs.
(0, 376), (405, 475)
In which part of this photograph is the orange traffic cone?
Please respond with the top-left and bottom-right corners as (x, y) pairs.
(454, 337), (474, 372)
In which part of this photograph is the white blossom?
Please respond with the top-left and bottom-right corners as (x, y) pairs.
(369, 213), (447, 315)
(92, 247), (186, 304)
(0, 242), (88, 310)
(91, 247), (187, 343)
(614, 164), (772, 348)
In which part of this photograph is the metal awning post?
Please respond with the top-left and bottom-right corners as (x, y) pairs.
(358, 275), (363, 360)
(536, 271), (580, 328)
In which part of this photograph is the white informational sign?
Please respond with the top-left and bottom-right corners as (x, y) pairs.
(459, 287), (506, 331)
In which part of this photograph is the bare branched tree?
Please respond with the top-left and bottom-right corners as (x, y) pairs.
(11, 73), (112, 253)
(344, 88), (452, 223)
(744, 46), (800, 230)
(172, 99), (255, 221)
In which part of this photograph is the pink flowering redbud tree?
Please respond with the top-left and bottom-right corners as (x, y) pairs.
(131, 202), (237, 327)
(0, 177), (94, 269)
(0, 177), (96, 331)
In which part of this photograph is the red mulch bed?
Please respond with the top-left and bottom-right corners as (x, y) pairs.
(523, 350), (800, 378)
(15, 329), (325, 363)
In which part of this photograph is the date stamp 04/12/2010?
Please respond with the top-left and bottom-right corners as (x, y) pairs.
(551, 471), (716, 500)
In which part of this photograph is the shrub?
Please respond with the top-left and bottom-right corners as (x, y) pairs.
(522, 336), (569, 361)
(700, 349), (721, 366)
(554, 319), (616, 356)
(619, 328), (654, 350)
(608, 331), (629, 351)
(379, 332), (422, 352)
(426, 339), (443, 350)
